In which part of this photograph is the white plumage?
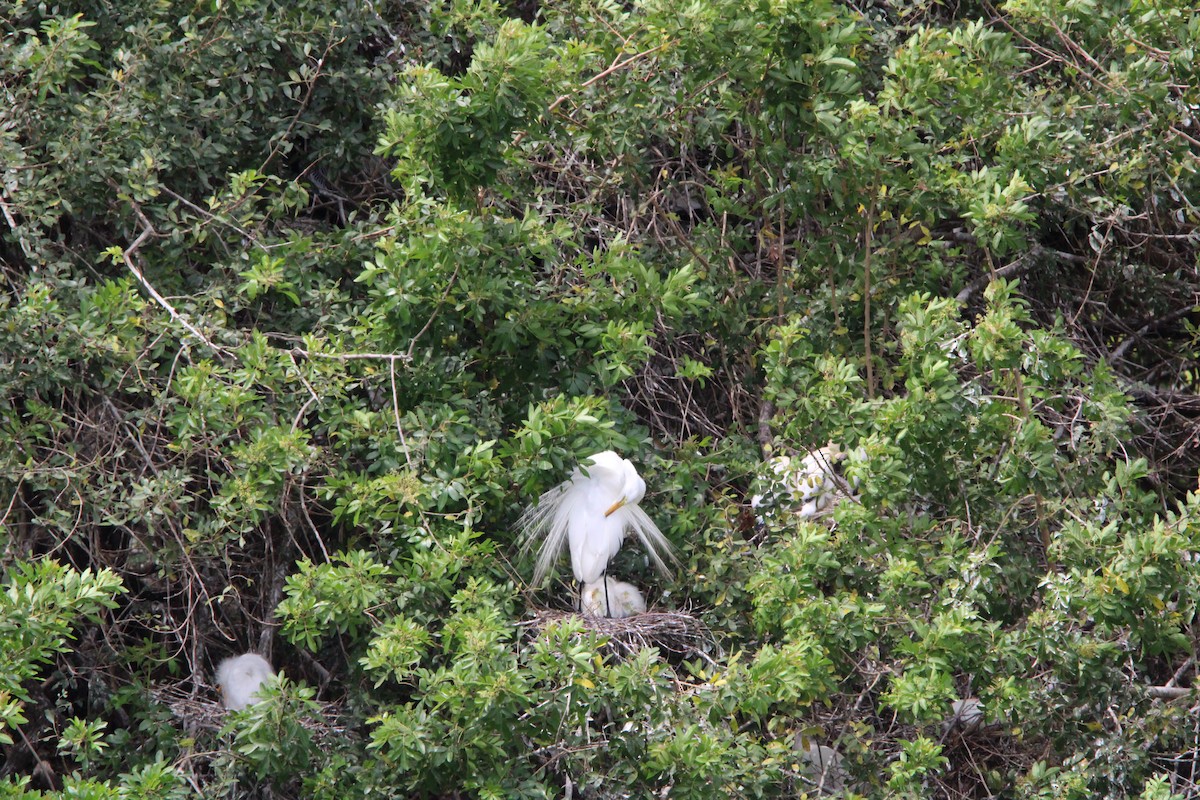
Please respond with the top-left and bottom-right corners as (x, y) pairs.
(216, 652), (275, 711)
(519, 450), (675, 588)
(794, 738), (848, 794)
(943, 697), (985, 734)
(580, 577), (647, 619)
(752, 444), (861, 522)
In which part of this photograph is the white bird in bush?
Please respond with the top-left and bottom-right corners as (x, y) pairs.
(216, 652), (275, 710)
(519, 450), (675, 616)
(752, 444), (859, 521)
(580, 577), (647, 619)
(943, 697), (985, 734)
(794, 736), (849, 795)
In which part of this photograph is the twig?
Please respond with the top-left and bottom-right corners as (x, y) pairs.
(160, 185), (264, 250)
(0, 190), (35, 264)
(291, 395), (317, 432)
(389, 359), (413, 469)
(0, 476), (24, 533)
(405, 263), (461, 362)
(862, 196), (876, 399)
(1110, 304), (1197, 363)
(547, 41), (674, 115)
(298, 471), (330, 563)
(102, 396), (160, 478)
(260, 37), (345, 174)
(120, 202), (228, 354)
(287, 351), (322, 407)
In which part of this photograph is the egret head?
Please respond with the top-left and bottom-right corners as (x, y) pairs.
(216, 652), (275, 711)
(579, 451), (645, 517)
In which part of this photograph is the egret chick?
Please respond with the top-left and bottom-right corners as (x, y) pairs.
(518, 451), (675, 611)
(942, 697), (985, 735)
(581, 577), (647, 619)
(216, 653), (275, 711)
(755, 444), (859, 523)
(794, 737), (848, 795)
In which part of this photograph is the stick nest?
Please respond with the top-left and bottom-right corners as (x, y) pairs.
(150, 685), (356, 744)
(523, 608), (718, 661)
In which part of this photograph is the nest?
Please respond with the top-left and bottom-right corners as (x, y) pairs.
(150, 685), (356, 745)
(523, 608), (718, 661)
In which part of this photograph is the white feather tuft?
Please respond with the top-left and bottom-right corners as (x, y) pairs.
(216, 652), (275, 711)
(517, 480), (574, 586)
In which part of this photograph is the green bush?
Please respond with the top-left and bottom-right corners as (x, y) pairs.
(3, 0), (1200, 796)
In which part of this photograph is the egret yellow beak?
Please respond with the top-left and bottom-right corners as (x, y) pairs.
(604, 497), (627, 517)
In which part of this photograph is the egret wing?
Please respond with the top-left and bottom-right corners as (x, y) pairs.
(621, 505), (677, 578)
(517, 480), (574, 586)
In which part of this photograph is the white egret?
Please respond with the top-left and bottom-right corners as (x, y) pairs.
(216, 652), (275, 711)
(942, 697), (985, 735)
(519, 451), (675, 615)
(581, 577), (647, 619)
(752, 444), (861, 522)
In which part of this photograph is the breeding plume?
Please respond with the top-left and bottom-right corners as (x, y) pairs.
(216, 652), (275, 711)
(581, 577), (647, 619)
(519, 450), (675, 589)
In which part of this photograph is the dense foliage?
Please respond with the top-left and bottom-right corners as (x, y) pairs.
(3, 0), (1200, 797)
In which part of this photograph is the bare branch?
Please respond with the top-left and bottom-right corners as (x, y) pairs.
(1110, 304), (1197, 363)
(956, 246), (1051, 304)
(0, 190), (35, 264)
(120, 203), (228, 355)
(288, 348), (411, 363)
(547, 41), (674, 114)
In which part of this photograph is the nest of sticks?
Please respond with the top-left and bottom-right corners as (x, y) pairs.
(523, 608), (718, 661)
(150, 685), (356, 745)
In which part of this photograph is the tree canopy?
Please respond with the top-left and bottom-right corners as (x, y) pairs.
(2, 0), (1200, 797)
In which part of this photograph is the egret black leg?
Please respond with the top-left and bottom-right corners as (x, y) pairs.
(603, 573), (612, 618)
(576, 580), (583, 613)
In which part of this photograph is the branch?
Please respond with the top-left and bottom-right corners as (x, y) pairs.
(757, 399), (775, 457)
(1169, 124), (1200, 150)
(955, 246), (1052, 304)
(260, 37), (344, 173)
(120, 203), (228, 354)
(547, 41), (674, 114)
(0, 190), (35, 264)
(1110, 304), (1197, 363)
(862, 197), (876, 398)
(389, 359), (413, 469)
(288, 348), (412, 363)
(160, 185), (263, 250)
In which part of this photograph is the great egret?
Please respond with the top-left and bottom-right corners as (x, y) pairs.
(752, 444), (860, 522)
(519, 451), (675, 615)
(581, 577), (647, 619)
(216, 653), (275, 711)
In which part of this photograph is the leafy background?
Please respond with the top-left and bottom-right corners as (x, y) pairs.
(2, 0), (1200, 797)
